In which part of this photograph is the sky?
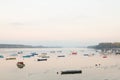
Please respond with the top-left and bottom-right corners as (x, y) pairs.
(0, 0), (120, 47)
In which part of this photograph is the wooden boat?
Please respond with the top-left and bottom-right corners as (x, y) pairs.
(57, 50), (62, 53)
(30, 52), (38, 56)
(0, 55), (4, 58)
(17, 62), (25, 69)
(18, 51), (23, 54)
(37, 58), (47, 61)
(57, 55), (65, 57)
(41, 56), (50, 58)
(84, 54), (89, 56)
(38, 53), (47, 57)
(72, 52), (77, 55)
(6, 57), (16, 60)
(116, 52), (120, 55)
(23, 55), (31, 58)
(61, 70), (82, 75)
(103, 55), (107, 58)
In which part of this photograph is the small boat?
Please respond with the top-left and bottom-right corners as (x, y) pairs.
(30, 52), (38, 56)
(37, 58), (47, 61)
(72, 52), (77, 55)
(57, 55), (65, 57)
(84, 54), (89, 56)
(61, 70), (82, 75)
(17, 62), (25, 69)
(115, 52), (120, 55)
(103, 55), (107, 58)
(18, 51), (23, 54)
(38, 53), (48, 57)
(0, 55), (4, 58)
(6, 57), (16, 60)
(57, 50), (62, 53)
(41, 56), (50, 58)
(23, 55), (31, 58)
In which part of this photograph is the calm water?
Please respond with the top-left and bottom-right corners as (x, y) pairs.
(0, 48), (119, 80)
(0, 48), (97, 54)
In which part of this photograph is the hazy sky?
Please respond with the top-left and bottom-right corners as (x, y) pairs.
(0, 0), (120, 47)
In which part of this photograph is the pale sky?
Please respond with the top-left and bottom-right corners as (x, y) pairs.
(0, 0), (120, 47)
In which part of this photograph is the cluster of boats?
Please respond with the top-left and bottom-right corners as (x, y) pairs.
(0, 50), (109, 75)
(0, 50), (109, 62)
(0, 51), (76, 60)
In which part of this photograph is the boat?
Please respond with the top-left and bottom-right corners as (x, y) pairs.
(116, 52), (120, 55)
(57, 55), (65, 57)
(0, 55), (4, 58)
(61, 70), (82, 75)
(17, 62), (25, 69)
(30, 52), (38, 56)
(41, 56), (50, 58)
(103, 55), (107, 58)
(6, 57), (16, 60)
(23, 55), (31, 58)
(72, 52), (77, 55)
(18, 51), (23, 54)
(83, 54), (89, 56)
(37, 58), (47, 61)
(57, 50), (62, 53)
(38, 53), (47, 57)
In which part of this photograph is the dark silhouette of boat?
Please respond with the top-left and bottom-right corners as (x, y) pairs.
(37, 58), (47, 61)
(57, 55), (65, 57)
(17, 62), (25, 69)
(61, 70), (82, 75)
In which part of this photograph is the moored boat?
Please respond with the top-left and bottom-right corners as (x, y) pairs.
(61, 70), (82, 75)
(0, 55), (4, 58)
(57, 55), (65, 57)
(72, 52), (77, 55)
(37, 58), (47, 61)
(23, 55), (31, 58)
(6, 57), (16, 60)
(17, 62), (25, 69)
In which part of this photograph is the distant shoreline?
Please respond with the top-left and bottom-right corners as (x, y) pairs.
(0, 44), (62, 48)
(88, 42), (120, 49)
